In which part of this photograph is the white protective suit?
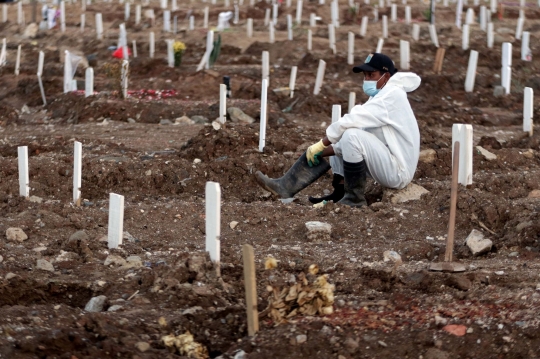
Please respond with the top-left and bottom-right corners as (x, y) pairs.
(327, 72), (421, 190)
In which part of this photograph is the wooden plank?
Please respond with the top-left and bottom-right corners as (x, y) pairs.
(445, 141), (460, 262)
(242, 244), (259, 336)
(433, 48), (445, 74)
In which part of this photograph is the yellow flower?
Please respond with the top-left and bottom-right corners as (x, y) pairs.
(173, 41), (186, 54)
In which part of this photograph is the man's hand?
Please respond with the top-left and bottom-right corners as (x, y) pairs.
(306, 140), (327, 167)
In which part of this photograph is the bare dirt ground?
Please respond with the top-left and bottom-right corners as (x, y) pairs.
(0, 0), (540, 358)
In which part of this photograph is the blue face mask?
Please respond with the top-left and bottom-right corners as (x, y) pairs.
(362, 75), (385, 97)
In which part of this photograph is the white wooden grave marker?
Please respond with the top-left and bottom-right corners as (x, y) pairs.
(464, 50), (478, 92)
(2, 5), (6, 23)
(307, 29), (312, 51)
(247, 18), (253, 37)
(405, 6), (411, 24)
(523, 87), (533, 136)
(14, 44), (21, 76)
(219, 84), (227, 124)
(73, 141), (82, 205)
(296, 0), (302, 24)
(347, 32), (354, 65)
(264, 8), (270, 26)
(332, 104), (341, 124)
(18, 146), (29, 198)
(259, 79), (268, 152)
(487, 22), (494, 48)
(462, 24), (469, 50)
(521, 31), (531, 61)
(189, 15), (194, 30)
(132, 40), (137, 58)
(452, 124), (473, 185)
(107, 193), (124, 249)
(63, 51), (72, 93)
(479, 6), (486, 31)
(37, 51), (46, 105)
(456, 0), (463, 28)
(149, 32), (155, 58)
(376, 38), (384, 53)
(269, 23), (275, 43)
(287, 14), (293, 40)
(119, 23), (128, 60)
(204, 7), (209, 28)
(412, 24), (419, 41)
(81, 14), (85, 32)
(85, 67), (93, 97)
(166, 39), (174, 67)
(465, 8), (474, 24)
(272, 3), (278, 25)
(400, 40), (410, 70)
(360, 16), (368, 36)
(135, 5), (141, 24)
(289, 66), (297, 98)
(328, 24), (336, 53)
(310, 13), (316, 27)
(17, 1), (22, 25)
(262, 50), (269, 84)
(60, 1), (66, 32)
(348, 92), (356, 113)
(163, 11), (171, 32)
(95, 13), (103, 40)
(429, 24), (439, 47)
(515, 17), (524, 40)
(125, 2), (130, 21)
(490, 0), (497, 12)
(391, 4), (397, 22)
(121, 60), (129, 98)
(501, 42), (511, 94)
(382, 15), (388, 38)
(313, 59), (326, 95)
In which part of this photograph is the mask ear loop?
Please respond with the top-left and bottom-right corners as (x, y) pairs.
(377, 72), (389, 90)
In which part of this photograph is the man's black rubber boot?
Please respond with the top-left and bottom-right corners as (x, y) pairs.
(338, 160), (367, 207)
(255, 152), (331, 198)
(308, 174), (345, 204)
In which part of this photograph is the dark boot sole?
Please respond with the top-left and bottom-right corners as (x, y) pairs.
(255, 171), (291, 198)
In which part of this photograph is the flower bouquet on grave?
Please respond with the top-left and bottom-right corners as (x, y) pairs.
(173, 41), (186, 67)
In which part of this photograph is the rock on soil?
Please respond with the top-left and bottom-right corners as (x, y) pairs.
(476, 146), (497, 161)
(84, 295), (107, 312)
(419, 149), (437, 163)
(36, 259), (54, 272)
(384, 183), (429, 204)
(6, 227), (28, 242)
(227, 107), (255, 124)
(135, 342), (151, 352)
(104, 255), (128, 267)
(465, 229), (493, 256)
(305, 221), (332, 241)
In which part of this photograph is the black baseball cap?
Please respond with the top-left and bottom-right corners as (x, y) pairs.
(353, 53), (397, 75)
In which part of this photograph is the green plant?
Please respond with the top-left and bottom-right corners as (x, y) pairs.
(209, 34), (221, 68)
(422, 8), (431, 21)
(173, 41), (186, 67)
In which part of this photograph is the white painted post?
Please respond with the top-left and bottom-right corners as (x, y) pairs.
(331, 0), (339, 27)
(121, 60), (129, 98)
(373, 6), (378, 22)
(149, 32), (155, 58)
(73, 141), (82, 205)
(328, 24), (336, 53)
(234, 3), (239, 24)
(501, 42), (511, 95)
(443, 0), (448, 7)
(456, 0), (463, 28)
(479, 6), (486, 31)
(166, 39), (174, 67)
(107, 193), (124, 249)
(487, 10), (492, 24)
(465, 8), (474, 24)
(95, 13), (103, 40)
(313, 59), (326, 95)
(391, 4), (397, 22)
(82, 0), (86, 12)
(37, 51), (46, 105)
(376, 38), (384, 53)
(64, 51), (72, 93)
(400, 40), (410, 70)
(60, 1), (66, 32)
(119, 23), (128, 60)
(348, 92), (356, 113)
(310, 13), (316, 27)
(452, 124), (473, 185)
(405, 6), (411, 24)
(163, 10), (171, 32)
(219, 84), (226, 124)
(189, 15), (194, 30)
(264, 8), (270, 26)
(490, 0), (496, 13)
(272, 3), (278, 25)
(429, 24), (439, 47)
(332, 104), (341, 124)
(523, 87), (533, 135)
(259, 79), (268, 152)
(81, 14), (85, 32)
(125, 2), (130, 21)
(247, 18), (253, 37)
(347, 32), (354, 65)
(85, 67), (93, 97)
(172, 0), (177, 11)
(132, 40), (137, 58)
(14, 44), (21, 76)
(296, 0), (302, 24)
(135, 5), (141, 24)
(360, 16), (368, 36)
(464, 50), (478, 92)
(515, 17), (524, 40)
(382, 15), (388, 38)
(287, 14), (293, 40)
(412, 24), (420, 41)
(262, 50), (269, 84)
(289, 66), (297, 98)
(487, 22), (494, 48)
(160, 0), (167, 9)
(269, 23), (275, 43)
(204, 6), (209, 28)
(17, 1), (22, 24)
(521, 31), (531, 61)
(2, 5), (6, 23)
(204, 30), (214, 70)
(462, 24), (469, 50)
(307, 29), (312, 51)
(205, 182), (221, 262)
(18, 146), (29, 198)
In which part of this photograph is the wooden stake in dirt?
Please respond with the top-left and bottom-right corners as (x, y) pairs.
(287, 14), (293, 40)
(259, 79), (268, 152)
(515, 17), (524, 40)
(64, 51), (72, 93)
(2, 5), (7, 23)
(14, 44), (21, 76)
(382, 15), (388, 38)
(163, 10), (171, 32)
(121, 60), (129, 98)
(479, 6), (487, 31)
(85, 67), (93, 97)
(376, 38), (384, 53)
(95, 13), (103, 40)
(189, 15), (194, 31)
(132, 40), (137, 58)
(310, 13), (316, 27)
(166, 39), (174, 67)
(328, 24), (336, 53)
(107, 193), (124, 249)
(60, 1), (66, 32)
(289, 66), (297, 98)
(490, 0), (497, 13)
(219, 84), (227, 124)
(18, 146), (29, 198)
(73, 141), (82, 205)
(433, 48), (445, 74)
(399, 40), (410, 70)
(17, 1), (22, 25)
(81, 14), (85, 32)
(391, 4), (397, 22)
(462, 24), (469, 50)
(269, 23), (275, 43)
(360, 16), (368, 37)
(307, 29), (312, 51)
(135, 5), (141, 25)
(501, 42), (512, 94)
(429, 24), (439, 47)
(242, 244), (259, 337)
(405, 6), (411, 24)
(125, 2), (130, 21)
(487, 22), (494, 48)
(204, 7), (209, 28)
(262, 51), (269, 84)
(149, 32), (155, 58)
(452, 124), (473, 185)
(412, 24), (419, 41)
(264, 8), (270, 26)
(455, 0), (463, 28)
(464, 50), (478, 92)
(37, 51), (46, 106)
(247, 18), (253, 37)
(296, 0), (303, 24)
(521, 31), (531, 61)
(119, 23), (129, 60)
(313, 59), (326, 95)
(465, 8), (474, 24)
(205, 182), (221, 263)
(348, 92), (356, 113)
(332, 104), (341, 123)
(523, 87), (533, 136)
(347, 32), (354, 65)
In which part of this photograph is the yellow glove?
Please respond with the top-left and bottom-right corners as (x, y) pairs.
(306, 140), (327, 167)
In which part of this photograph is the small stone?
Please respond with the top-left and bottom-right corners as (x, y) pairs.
(28, 196), (43, 203)
(227, 107), (255, 124)
(69, 230), (89, 242)
(6, 227), (28, 242)
(443, 324), (467, 336)
(211, 120), (222, 130)
(383, 183), (429, 204)
(434, 315), (448, 325)
(193, 158), (202, 164)
(191, 115), (210, 124)
(125, 256), (143, 268)
(528, 190), (540, 199)
(377, 340), (388, 347)
(465, 229), (493, 256)
(508, 252), (519, 257)
(127, 118), (136, 123)
(54, 250), (79, 263)
(174, 116), (194, 126)
(108, 305), (123, 312)
(5, 272), (17, 280)
(123, 231), (137, 242)
(383, 250), (402, 264)
(84, 295), (107, 312)
(32, 246), (47, 252)
(0, 255), (3, 263)
(296, 334), (307, 344)
(182, 306), (203, 315)
(159, 119), (173, 125)
(425, 348), (450, 359)
(419, 149), (437, 163)
(229, 221), (239, 230)
(476, 146), (497, 161)
(305, 221), (332, 241)
(522, 149), (534, 159)
(36, 259), (54, 272)
(104, 255), (127, 267)
(446, 275), (472, 291)
(279, 197), (296, 204)
(23, 23), (39, 38)
(493, 86), (505, 97)
(96, 280), (106, 287)
(145, 170), (152, 176)
(344, 337), (359, 353)
(466, 327), (474, 334)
